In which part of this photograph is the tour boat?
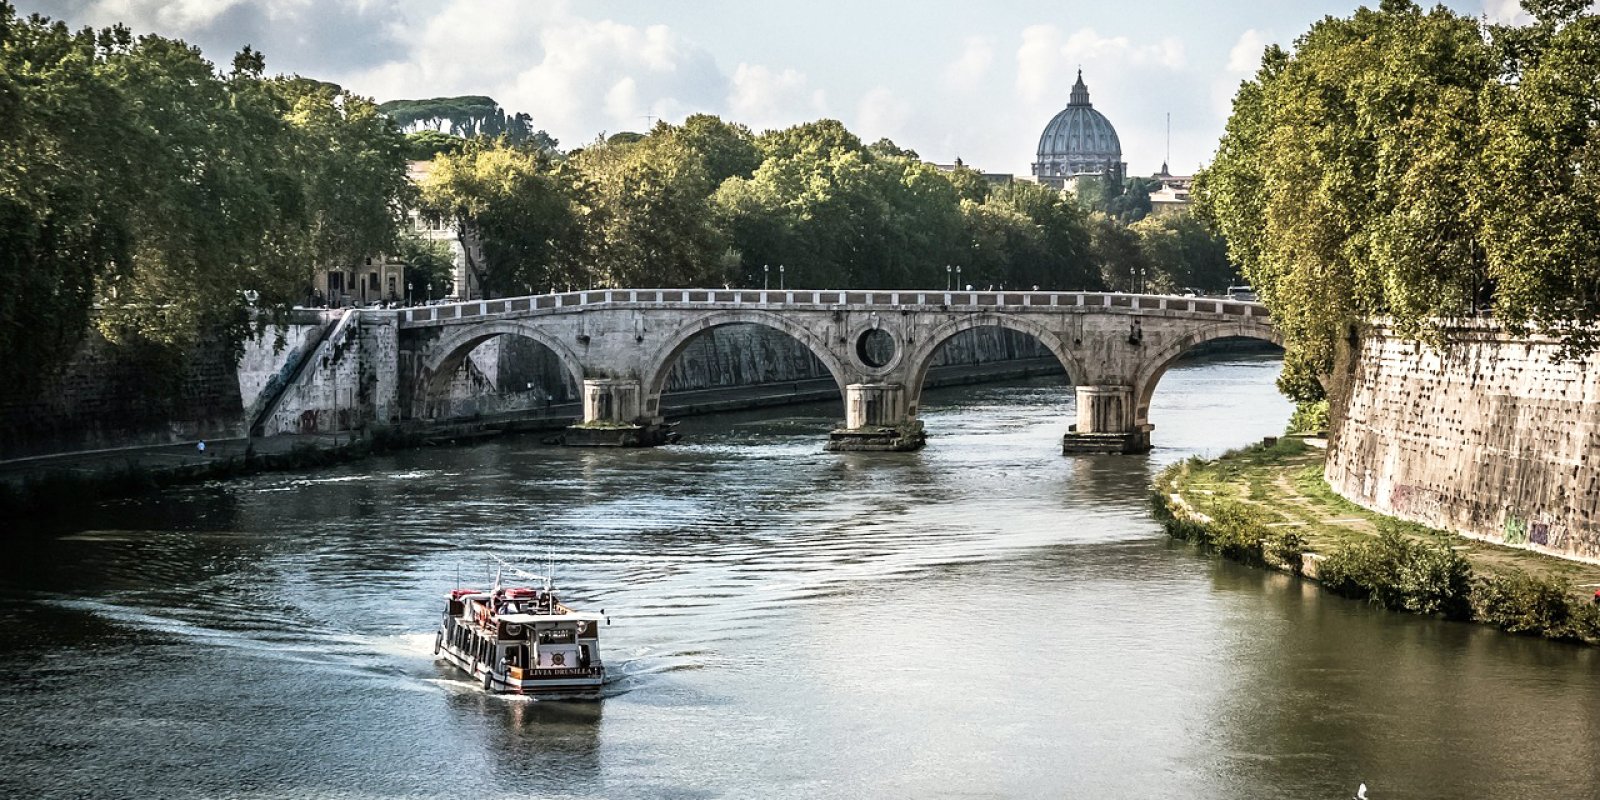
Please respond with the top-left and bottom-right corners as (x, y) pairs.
(433, 567), (606, 696)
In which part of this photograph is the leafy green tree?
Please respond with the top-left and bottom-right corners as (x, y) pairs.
(668, 114), (760, 185)
(1197, 1), (1497, 400)
(419, 140), (582, 295)
(0, 8), (131, 399)
(985, 181), (1099, 290)
(405, 130), (466, 161)
(716, 121), (967, 289)
(271, 75), (412, 283)
(1088, 213), (1149, 292)
(1478, 11), (1600, 352)
(1130, 213), (1235, 293)
(944, 165), (992, 204)
(1073, 172), (1155, 223)
(571, 133), (728, 287)
(378, 95), (553, 149)
(395, 234), (455, 298)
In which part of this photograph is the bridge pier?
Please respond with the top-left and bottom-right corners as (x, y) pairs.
(560, 379), (678, 447)
(1062, 385), (1151, 455)
(825, 383), (926, 452)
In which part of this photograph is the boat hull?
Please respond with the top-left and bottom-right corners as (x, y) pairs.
(435, 636), (605, 696)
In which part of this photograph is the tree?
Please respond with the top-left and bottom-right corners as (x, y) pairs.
(1130, 213), (1235, 293)
(668, 114), (760, 186)
(1478, 11), (1600, 353)
(986, 181), (1098, 290)
(395, 233), (455, 298)
(1073, 172), (1155, 223)
(377, 95), (554, 149)
(271, 76), (412, 284)
(405, 130), (466, 161)
(1088, 214), (1149, 293)
(419, 140), (582, 296)
(571, 133), (727, 288)
(1196, 2), (1497, 401)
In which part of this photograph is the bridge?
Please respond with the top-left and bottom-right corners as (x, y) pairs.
(362, 288), (1279, 453)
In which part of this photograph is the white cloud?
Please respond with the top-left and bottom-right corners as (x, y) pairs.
(1481, 0), (1533, 25)
(1226, 29), (1271, 75)
(1016, 25), (1184, 104)
(855, 86), (912, 142)
(729, 63), (825, 131)
(1212, 28), (1278, 119)
(338, 1), (728, 143)
(944, 36), (995, 92)
(34, 0), (408, 73)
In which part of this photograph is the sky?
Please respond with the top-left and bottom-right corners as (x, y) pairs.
(22, 0), (1538, 177)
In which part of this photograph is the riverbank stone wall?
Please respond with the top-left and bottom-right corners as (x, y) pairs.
(1326, 324), (1600, 563)
(0, 329), (249, 460)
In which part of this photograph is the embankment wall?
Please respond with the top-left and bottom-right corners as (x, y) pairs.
(1326, 324), (1600, 563)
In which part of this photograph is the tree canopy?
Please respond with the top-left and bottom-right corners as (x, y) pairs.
(1197, 0), (1600, 400)
(377, 95), (556, 150)
(0, 3), (408, 399)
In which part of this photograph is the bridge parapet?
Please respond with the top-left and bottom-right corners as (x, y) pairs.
(395, 289), (1269, 329)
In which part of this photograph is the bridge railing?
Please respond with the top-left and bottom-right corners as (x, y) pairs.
(398, 289), (1269, 325)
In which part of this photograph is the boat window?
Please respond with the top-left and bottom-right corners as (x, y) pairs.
(538, 629), (576, 645)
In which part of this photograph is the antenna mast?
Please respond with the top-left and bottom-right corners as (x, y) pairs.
(1165, 112), (1172, 169)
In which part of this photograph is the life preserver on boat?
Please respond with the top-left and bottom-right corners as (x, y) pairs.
(433, 631), (442, 655)
(504, 623), (523, 637)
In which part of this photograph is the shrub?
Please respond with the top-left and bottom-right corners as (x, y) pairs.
(1470, 572), (1591, 640)
(1287, 400), (1329, 434)
(1318, 527), (1473, 619)
(1264, 529), (1308, 573)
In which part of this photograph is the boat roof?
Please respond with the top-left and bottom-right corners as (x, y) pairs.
(497, 612), (605, 624)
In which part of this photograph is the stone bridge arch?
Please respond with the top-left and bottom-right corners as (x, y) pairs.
(417, 319), (587, 419)
(1131, 320), (1283, 429)
(900, 313), (1087, 418)
(641, 309), (853, 418)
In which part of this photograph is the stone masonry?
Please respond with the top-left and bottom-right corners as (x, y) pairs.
(1326, 323), (1600, 563)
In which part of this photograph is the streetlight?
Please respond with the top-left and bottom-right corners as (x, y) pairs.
(764, 264), (769, 291)
(956, 265), (963, 291)
(407, 282), (413, 306)
(779, 264), (785, 291)
(946, 265), (952, 292)
(427, 283), (433, 304)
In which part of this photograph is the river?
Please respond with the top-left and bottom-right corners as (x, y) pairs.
(2, 353), (1597, 799)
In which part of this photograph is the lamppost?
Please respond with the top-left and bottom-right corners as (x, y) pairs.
(956, 265), (963, 290)
(426, 283), (433, 304)
(946, 265), (952, 292)
(407, 282), (413, 306)
(764, 264), (770, 291)
(779, 264), (786, 291)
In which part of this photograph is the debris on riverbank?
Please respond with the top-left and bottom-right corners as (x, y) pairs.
(1153, 438), (1600, 645)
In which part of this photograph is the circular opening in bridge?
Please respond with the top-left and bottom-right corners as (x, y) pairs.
(856, 329), (895, 368)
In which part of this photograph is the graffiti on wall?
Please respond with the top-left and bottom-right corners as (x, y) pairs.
(1503, 514), (1527, 545)
(1389, 484), (1443, 517)
(1503, 511), (1568, 550)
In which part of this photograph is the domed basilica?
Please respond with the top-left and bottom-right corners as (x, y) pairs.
(1031, 71), (1126, 189)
